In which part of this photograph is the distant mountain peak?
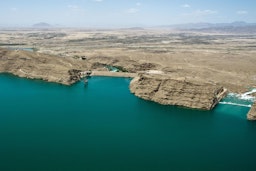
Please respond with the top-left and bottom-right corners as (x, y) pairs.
(32, 22), (52, 28)
(158, 21), (256, 30)
(231, 21), (247, 24)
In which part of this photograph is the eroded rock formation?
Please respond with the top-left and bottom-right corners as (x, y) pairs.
(130, 74), (227, 110)
(0, 48), (89, 85)
(247, 102), (256, 120)
(87, 56), (160, 73)
(68, 69), (82, 84)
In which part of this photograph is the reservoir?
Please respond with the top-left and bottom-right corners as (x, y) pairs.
(0, 74), (256, 171)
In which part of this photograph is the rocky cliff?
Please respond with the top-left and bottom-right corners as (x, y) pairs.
(0, 48), (89, 85)
(247, 102), (256, 120)
(87, 56), (160, 73)
(130, 74), (227, 110)
(0, 48), (160, 85)
(68, 69), (83, 84)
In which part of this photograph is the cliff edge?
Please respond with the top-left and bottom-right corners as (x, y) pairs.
(130, 74), (227, 110)
(247, 102), (256, 120)
(0, 48), (89, 85)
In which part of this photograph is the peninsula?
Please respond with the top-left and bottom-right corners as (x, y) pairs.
(130, 73), (227, 110)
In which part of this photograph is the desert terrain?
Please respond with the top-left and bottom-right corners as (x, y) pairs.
(0, 28), (255, 93)
(0, 27), (256, 117)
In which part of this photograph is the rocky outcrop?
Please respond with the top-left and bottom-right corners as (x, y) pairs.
(90, 62), (107, 70)
(0, 48), (89, 85)
(130, 74), (227, 110)
(68, 69), (82, 84)
(132, 63), (159, 72)
(0, 48), (142, 85)
(87, 56), (160, 73)
(247, 102), (256, 120)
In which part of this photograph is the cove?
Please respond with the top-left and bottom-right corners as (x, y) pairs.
(0, 74), (256, 171)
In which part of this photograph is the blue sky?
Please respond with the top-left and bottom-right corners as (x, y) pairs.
(1, 0), (256, 27)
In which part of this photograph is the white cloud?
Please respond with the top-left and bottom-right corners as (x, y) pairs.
(67, 5), (85, 15)
(68, 5), (80, 10)
(68, 5), (79, 9)
(182, 4), (190, 8)
(237, 10), (248, 15)
(126, 8), (139, 14)
(196, 10), (218, 15)
(126, 3), (141, 14)
(92, 0), (103, 2)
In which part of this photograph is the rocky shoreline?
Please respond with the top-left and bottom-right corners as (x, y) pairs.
(1, 48), (255, 118)
(248, 102), (256, 120)
(130, 73), (227, 110)
(0, 48), (89, 85)
(0, 48), (159, 84)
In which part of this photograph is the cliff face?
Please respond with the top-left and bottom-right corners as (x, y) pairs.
(0, 48), (89, 85)
(87, 57), (160, 73)
(247, 102), (256, 120)
(130, 74), (227, 110)
(0, 49), (161, 85)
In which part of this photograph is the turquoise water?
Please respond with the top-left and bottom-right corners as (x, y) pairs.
(0, 74), (256, 171)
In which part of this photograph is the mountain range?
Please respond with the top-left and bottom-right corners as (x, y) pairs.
(32, 22), (52, 28)
(160, 21), (256, 29)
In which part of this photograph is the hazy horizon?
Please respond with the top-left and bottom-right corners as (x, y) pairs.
(1, 0), (256, 27)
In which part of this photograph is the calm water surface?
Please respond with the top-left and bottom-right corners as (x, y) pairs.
(0, 74), (256, 171)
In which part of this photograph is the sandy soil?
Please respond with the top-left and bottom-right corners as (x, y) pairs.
(0, 28), (255, 93)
